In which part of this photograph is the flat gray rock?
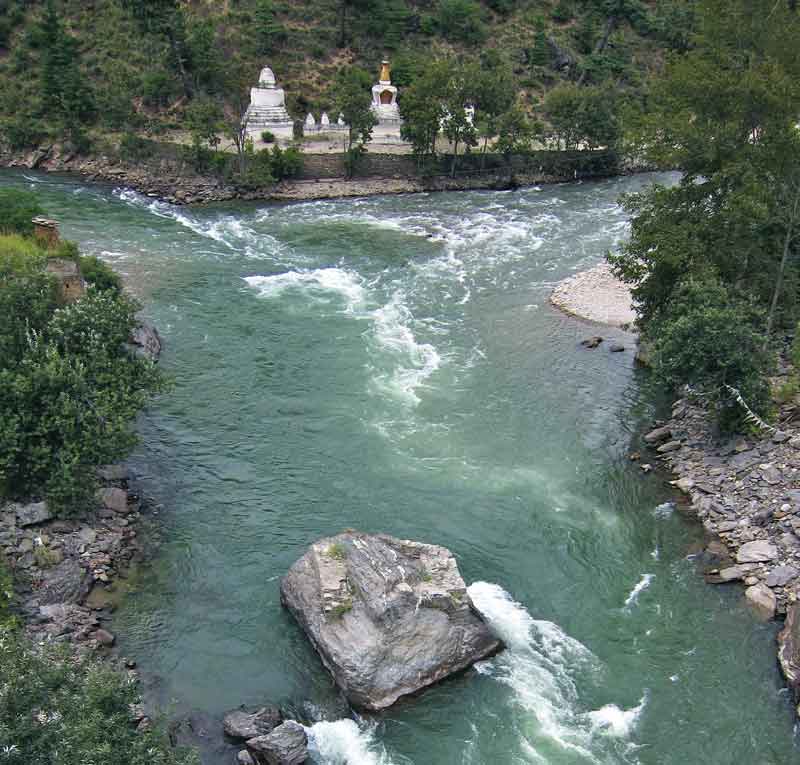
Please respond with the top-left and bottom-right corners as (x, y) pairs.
(14, 501), (51, 527)
(736, 540), (779, 563)
(280, 531), (502, 710)
(765, 565), (799, 588)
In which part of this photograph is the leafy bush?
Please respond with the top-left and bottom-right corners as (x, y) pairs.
(78, 255), (123, 294)
(0, 630), (197, 765)
(0, 237), (166, 513)
(118, 133), (155, 164)
(261, 130), (275, 143)
(0, 190), (42, 237)
(648, 277), (773, 431)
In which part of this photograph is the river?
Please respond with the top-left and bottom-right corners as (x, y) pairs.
(2, 169), (797, 764)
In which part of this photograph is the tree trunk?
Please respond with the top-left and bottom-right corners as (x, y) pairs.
(765, 184), (800, 347)
(450, 137), (459, 178)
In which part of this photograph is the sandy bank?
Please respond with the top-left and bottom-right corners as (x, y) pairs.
(550, 263), (636, 329)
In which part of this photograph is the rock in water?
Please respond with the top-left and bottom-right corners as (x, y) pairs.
(247, 721), (307, 765)
(128, 320), (162, 362)
(779, 604), (800, 704)
(223, 706), (282, 741)
(744, 583), (776, 621)
(280, 531), (502, 710)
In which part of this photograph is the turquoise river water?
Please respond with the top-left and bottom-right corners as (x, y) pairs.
(2, 169), (798, 764)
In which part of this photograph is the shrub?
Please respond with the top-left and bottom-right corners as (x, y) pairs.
(261, 130), (275, 143)
(78, 255), (123, 294)
(649, 277), (773, 431)
(118, 132), (154, 163)
(0, 190), (42, 237)
(0, 239), (166, 513)
(0, 630), (197, 765)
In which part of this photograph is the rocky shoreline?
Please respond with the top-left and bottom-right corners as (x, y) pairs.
(0, 320), (163, 726)
(552, 264), (800, 717)
(642, 396), (800, 714)
(1, 145), (628, 206)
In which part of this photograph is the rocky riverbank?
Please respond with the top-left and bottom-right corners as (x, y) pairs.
(0, 320), (163, 724)
(1, 144), (626, 206)
(642, 394), (800, 715)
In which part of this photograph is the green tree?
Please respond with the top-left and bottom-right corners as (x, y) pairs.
(474, 51), (516, 164)
(494, 106), (535, 182)
(648, 277), (773, 431)
(436, 0), (487, 44)
(39, 0), (94, 144)
(332, 66), (378, 178)
(253, 0), (285, 55)
(543, 83), (619, 150)
(610, 0), (800, 428)
(399, 62), (448, 166)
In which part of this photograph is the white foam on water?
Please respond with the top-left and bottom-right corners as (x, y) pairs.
(586, 693), (647, 738)
(244, 268), (367, 313)
(306, 719), (393, 765)
(653, 502), (675, 519)
(114, 187), (284, 258)
(370, 291), (441, 406)
(469, 582), (646, 763)
(467, 582), (598, 761)
(245, 273), (440, 406)
(623, 574), (654, 609)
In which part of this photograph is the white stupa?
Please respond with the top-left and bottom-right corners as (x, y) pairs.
(371, 60), (401, 125)
(244, 66), (294, 140)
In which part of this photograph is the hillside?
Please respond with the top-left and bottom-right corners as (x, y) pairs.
(0, 0), (693, 153)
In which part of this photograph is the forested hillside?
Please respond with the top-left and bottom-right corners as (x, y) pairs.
(0, 0), (693, 152)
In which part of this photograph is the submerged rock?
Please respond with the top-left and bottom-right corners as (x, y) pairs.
(745, 583), (776, 621)
(246, 721), (307, 765)
(280, 531), (502, 710)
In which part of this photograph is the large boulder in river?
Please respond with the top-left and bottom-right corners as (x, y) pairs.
(280, 531), (502, 711)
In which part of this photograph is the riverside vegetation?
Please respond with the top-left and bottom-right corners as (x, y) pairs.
(609, 0), (800, 431)
(0, 0), (696, 187)
(0, 189), (195, 764)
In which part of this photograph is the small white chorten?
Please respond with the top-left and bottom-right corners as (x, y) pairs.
(244, 66), (294, 139)
(305, 113), (316, 129)
(320, 112), (330, 127)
